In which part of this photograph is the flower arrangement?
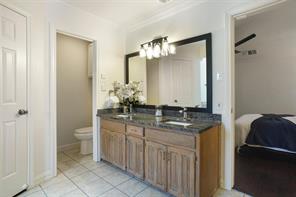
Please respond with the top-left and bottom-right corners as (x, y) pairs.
(110, 81), (146, 106)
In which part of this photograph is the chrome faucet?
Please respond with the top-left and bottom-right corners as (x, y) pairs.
(155, 105), (163, 117)
(179, 107), (188, 120)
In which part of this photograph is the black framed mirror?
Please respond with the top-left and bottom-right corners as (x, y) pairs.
(125, 33), (212, 113)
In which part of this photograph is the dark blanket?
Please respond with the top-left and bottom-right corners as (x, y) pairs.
(246, 114), (296, 152)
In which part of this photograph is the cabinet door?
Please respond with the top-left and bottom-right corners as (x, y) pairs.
(126, 136), (144, 179)
(111, 132), (126, 170)
(101, 128), (110, 162)
(145, 141), (167, 190)
(167, 147), (195, 197)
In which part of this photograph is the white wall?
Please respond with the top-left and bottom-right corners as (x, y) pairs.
(126, 1), (244, 114)
(3, 0), (125, 184)
(235, 0), (296, 117)
(56, 33), (92, 147)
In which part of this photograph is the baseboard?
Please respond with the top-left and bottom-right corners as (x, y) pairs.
(33, 170), (52, 186)
(57, 142), (80, 152)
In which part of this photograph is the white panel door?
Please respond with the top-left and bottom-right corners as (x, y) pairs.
(0, 4), (28, 197)
(170, 58), (194, 106)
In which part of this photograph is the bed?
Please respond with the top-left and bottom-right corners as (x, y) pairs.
(235, 114), (296, 154)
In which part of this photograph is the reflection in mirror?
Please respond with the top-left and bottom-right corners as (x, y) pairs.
(128, 40), (207, 108)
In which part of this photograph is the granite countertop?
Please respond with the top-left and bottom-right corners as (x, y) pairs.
(98, 111), (221, 136)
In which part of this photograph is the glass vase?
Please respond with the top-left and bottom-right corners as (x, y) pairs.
(123, 105), (128, 114)
(129, 104), (133, 114)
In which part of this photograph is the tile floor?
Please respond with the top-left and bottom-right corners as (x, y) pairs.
(17, 148), (251, 197)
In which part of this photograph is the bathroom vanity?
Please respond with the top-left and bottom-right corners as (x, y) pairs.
(98, 32), (219, 196)
(98, 112), (220, 197)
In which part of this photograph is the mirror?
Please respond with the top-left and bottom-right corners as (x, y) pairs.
(125, 33), (212, 113)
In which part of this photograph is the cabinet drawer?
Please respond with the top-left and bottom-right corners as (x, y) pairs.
(146, 128), (195, 149)
(101, 119), (125, 133)
(127, 125), (144, 137)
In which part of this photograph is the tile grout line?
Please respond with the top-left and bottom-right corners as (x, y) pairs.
(81, 159), (142, 196)
(114, 178), (148, 197)
(60, 150), (171, 197)
(38, 184), (48, 197)
(61, 151), (109, 174)
(57, 151), (167, 197)
(59, 152), (126, 197)
(59, 151), (94, 178)
(59, 166), (91, 197)
(95, 187), (115, 197)
(57, 151), (97, 197)
(60, 151), (105, 197)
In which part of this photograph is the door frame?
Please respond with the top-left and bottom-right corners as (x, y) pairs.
(49, 24), (100, 177)
(224, 0), (286, 190)
(0, 0), (33, 187)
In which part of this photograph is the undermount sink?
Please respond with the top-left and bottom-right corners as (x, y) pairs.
(164, 121), (192, 127)
(116, 114), (130, 118)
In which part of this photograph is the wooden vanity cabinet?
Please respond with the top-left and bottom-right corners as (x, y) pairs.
(100, 128), (111, 161)
(126, 125), (145, 179)
(100, 119), (220, 197)
(198, 126), (220, 197)
(126, 136), (144, 179)
(167, 147), (195, 197)
(110, 131), (126, 169)
(145, 128), (196, 196)
(145, 141), (167, 190)
(100, 120), (126, 170)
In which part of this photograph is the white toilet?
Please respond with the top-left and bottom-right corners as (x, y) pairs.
(74, 127), (93, 155)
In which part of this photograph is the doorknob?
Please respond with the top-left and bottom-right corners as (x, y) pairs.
(18, 109), (28, 115)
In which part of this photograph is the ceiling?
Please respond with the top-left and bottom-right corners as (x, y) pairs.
(61, 0), (206, 27)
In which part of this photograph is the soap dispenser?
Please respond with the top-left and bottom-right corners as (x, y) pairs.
(155, 105), (163, 117)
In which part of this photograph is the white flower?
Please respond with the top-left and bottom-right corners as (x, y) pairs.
(105, 96), (119, 108)
(110, 96), (119, 103)
(138, 95), (146, 104)
(110, 80), (145, 105)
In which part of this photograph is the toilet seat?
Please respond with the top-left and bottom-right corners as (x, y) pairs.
(75, 127), (92, 134)
(74, 132), (92, 139)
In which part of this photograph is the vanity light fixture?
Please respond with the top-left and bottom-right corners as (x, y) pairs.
(146, 42), (153, 59)
(139, 36), (176, 59)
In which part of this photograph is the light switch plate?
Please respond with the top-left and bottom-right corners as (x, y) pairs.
(216, 73), (223, 81)
(217, 103), (223, 111)
(100, 78), (107, 91)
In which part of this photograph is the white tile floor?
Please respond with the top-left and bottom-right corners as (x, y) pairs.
(17, 148), (251, 197)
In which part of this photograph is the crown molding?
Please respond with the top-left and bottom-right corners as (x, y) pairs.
(227, 0), (286, 17)
(127, 0), (208, 33)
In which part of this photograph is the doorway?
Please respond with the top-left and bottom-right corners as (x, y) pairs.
(224, 0), (287, 191)
(56, 32), (94, 163)
(49, 27), (99, 178)
(233, 1), (296, 196)
(226, 0), (295, 195)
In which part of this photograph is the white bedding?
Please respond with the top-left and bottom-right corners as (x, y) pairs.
(235, 114), (262, 147)
(235, 114), (296, 154)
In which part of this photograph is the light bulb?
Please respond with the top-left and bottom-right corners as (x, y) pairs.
(146, 43), (153, 59)
(169, 44), (176, 54)
(162, 38), (169, 56)
(153, 43), (161, 58)
(139, 45), (146, 57)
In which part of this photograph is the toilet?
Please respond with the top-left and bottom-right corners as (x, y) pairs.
(74, 127), (93, 155)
